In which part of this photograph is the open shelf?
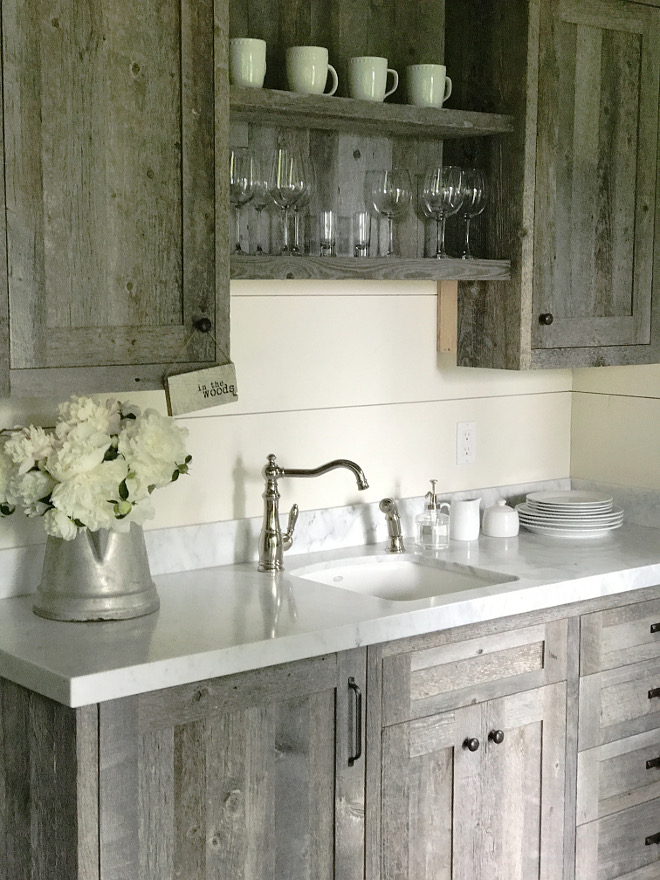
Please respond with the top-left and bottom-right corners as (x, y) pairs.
(230, 255), (511, 282)
(230, 86), (514, 140)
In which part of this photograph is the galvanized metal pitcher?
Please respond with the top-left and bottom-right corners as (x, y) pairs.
(33, 523), (159, 621)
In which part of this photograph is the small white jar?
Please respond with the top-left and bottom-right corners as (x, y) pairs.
(481, 498), (519, 538)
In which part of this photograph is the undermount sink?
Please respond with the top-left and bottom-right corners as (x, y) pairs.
(290, 554), (518, 602)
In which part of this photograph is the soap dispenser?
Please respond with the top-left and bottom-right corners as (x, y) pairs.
(415, 480), (450, 550)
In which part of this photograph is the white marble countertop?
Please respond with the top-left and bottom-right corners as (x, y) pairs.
(1, 524), (660, 707)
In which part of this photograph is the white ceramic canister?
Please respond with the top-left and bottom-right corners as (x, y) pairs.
(449, 497), (481, 541)
(481, 498), (519, 538)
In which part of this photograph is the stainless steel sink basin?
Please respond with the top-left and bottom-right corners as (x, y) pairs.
(290, 554), (517, 602)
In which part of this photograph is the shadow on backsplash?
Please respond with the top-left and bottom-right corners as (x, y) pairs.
(11, 476), (659, 600)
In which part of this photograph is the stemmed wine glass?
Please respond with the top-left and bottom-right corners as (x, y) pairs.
(291, 157), (313, 255)
(251, 178), (273, 255)
(421, 165), (463, 258)
(230, 149), (258, 254)
(268, 145), (307, 256)
(459, 168), (488, 259)
(364, 169), (412, 257)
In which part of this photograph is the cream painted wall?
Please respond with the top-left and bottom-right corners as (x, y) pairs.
(572, 365), (660, 489)
(0, 280), (573, 548)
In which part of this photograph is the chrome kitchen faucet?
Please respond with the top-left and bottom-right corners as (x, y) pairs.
(257, 453), (369, 572)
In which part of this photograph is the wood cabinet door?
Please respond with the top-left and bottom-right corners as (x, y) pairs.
(380, 682), (567, 880)
(533, 0), (660, 352)
(97, 650), (366, 880)
(0, 0), (229, 396)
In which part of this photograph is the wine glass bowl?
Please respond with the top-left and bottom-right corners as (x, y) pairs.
(268, 145), (308, 256)
(364, 169), (412, 257)
(459, 168), (488, 259)
(422, 165), (463, 258)
(230, 149), (259, 254)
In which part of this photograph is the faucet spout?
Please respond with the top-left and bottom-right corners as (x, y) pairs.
(258, 454), (369, 572)
(281, 459), (369, 491)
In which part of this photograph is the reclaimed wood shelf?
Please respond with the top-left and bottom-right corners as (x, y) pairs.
(230, 86), (514, 139)
(230, 255), (511, 282)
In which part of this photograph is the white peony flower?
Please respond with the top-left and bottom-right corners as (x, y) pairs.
(56, 396), (122, 438)
(50, 457), (129, 532)
(0, 445), (16, 509)
(4, 426), (55, 475)
(118, 409), (189, 494)
(10, 469), (56, 516)
(42, 508), (80, 541)
(47, 422), (113, 482)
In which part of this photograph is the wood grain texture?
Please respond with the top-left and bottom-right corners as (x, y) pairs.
(577, 727), (660, 825)
(579, 657), (660, 750)
(230, 86), (514, 138)
(0, 0), (225, 396)
(382, 619), (568, 724)
(575, 798), (660, 879)
(533, 0), (659, 352)
(0, 679), (98, 880)
(580, 597), (660, 675)
(380, 683), (567, 880)
(231, 254), (511, 280)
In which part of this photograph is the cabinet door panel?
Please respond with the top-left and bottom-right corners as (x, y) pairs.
(100, 652), (365, 880)
(381, 683), (566, 880)
(533, 0), (659, 350)
(1, 0), (223, 393)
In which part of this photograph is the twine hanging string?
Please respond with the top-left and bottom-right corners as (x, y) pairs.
(162, 319), (232, 383)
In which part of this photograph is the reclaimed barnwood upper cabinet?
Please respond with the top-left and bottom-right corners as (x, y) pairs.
(452, 0), (660, 370)
(0, 0), (230, 397)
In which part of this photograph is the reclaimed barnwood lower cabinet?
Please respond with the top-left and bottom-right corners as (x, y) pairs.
(0, 649), (366, 880)
(3, 592), (660, 880)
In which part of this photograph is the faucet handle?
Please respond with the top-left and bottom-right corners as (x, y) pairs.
(282, 503), (299, 551)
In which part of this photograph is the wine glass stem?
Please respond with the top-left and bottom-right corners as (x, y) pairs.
(463, 215), (472, 259)
(387, 216), (394, 257)
(234, 206), (243, 253)
(438, 214), (448, 258)
(256, 209), (264, 255)
(282, 207), (291, 254)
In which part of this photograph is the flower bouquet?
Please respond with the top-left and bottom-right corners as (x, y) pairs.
(0, 395), (191, 540)
(0, 396), (193, 621)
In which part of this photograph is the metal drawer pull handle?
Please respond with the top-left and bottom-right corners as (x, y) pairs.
(463, 737), (480, 752)
(645, 833), (660, 846)
(649, 687), (660, 700)
(488, 729), (505, 744)
(647, 757), (660, 770)
(348, 677), (362, 767)
(651, 623), (660, 634)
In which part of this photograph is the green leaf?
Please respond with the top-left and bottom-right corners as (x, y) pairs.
(103, 446), (118, 461)
(185, 455), (192, 464)
(0, 503), (15, 517)
(118, 479), (129, 501)
(171, 469), (180, 482)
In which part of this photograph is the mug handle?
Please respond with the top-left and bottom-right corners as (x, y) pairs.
(443, 75), (452, 103)
(384, 68), (399, 100)
(325, 64), (339, 96)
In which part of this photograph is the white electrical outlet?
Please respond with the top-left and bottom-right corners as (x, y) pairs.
(456, 421), (476, 465)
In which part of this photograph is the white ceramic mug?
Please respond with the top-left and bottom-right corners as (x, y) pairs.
(450, 497), (481, 541)
(229, 38), (267, 88)
(348, 56), (398, 102)
(286, 46), (338, 96)
(406, 64), (452, 107)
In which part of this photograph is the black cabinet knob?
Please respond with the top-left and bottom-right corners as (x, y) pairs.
(194, 317), (212, 333)
(489, 729), (505, 744)
(539, 313), (554, 326)
(463, 737), (480, 752)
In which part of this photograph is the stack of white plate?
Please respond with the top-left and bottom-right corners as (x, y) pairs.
(516, 490), (623, 538)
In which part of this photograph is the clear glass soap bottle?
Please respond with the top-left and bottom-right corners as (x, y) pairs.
(415, 479), (450, 551)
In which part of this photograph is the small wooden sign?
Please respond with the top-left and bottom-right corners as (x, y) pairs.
(165, 362), (238, 416)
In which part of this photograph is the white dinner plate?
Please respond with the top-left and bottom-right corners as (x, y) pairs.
(526, 490), (614, 510)
(519, 520), (623, 538)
